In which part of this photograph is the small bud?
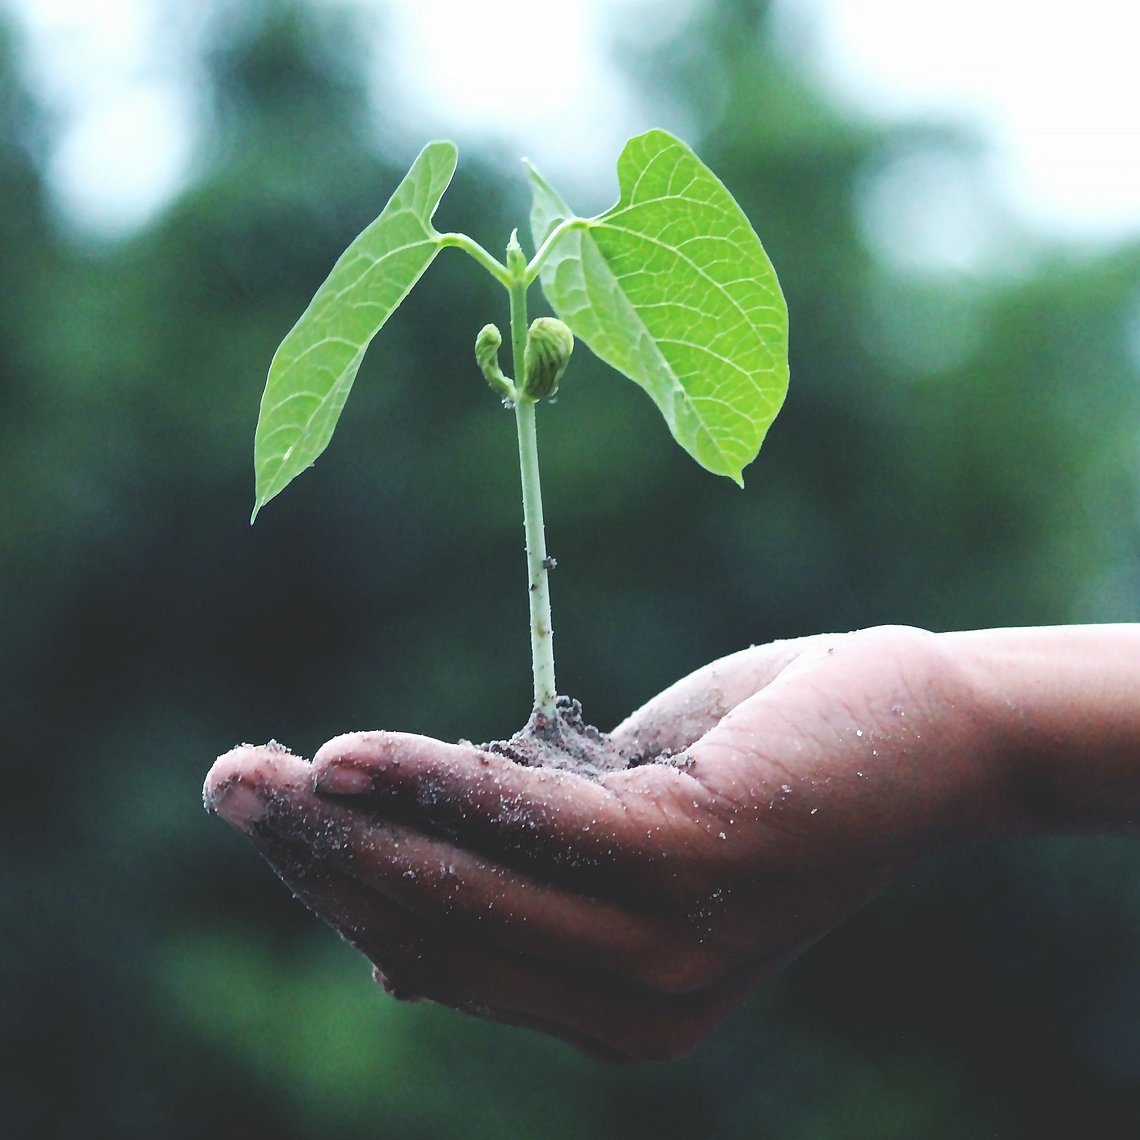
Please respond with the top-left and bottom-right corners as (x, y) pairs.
(506, 228), (527, 277)
(475, 322), (501, 371)
(521, 317), (574, 401)
(474, 323), (516, 402)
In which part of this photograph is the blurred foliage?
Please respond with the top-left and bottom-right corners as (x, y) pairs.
(4, 0), (1140, 1134)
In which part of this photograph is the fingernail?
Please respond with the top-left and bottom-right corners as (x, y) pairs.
(209, 781), (267, 830)
(314, 764), (375, 796)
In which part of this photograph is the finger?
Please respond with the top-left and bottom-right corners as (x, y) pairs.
(310, 731), (738, 898)
(204, 741), (314, 826)
(609, 639), (819, 756)
(312, 731), (632, 864)
(209, 744), (730, 993)
(208, 751), (758, 1060)
(262, 835), (755, 1063)
(313, 872), (746, 1063)
(375, 932), (759, 1063)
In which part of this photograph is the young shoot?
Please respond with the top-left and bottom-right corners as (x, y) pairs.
(250, 130), (789, 723)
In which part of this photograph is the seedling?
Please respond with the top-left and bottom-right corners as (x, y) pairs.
(252, 130), (788, 740)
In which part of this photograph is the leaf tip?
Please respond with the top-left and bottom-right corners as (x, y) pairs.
(251, 483), (274, 524)
(428, 138), (459, 161)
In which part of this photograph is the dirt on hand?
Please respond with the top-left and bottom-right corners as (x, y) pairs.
(478, 695), (668, 779)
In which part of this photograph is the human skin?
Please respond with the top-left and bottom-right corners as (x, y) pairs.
(203, 624), (1140, 1062)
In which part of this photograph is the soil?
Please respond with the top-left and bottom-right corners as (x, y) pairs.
(478, 695), (667, 779)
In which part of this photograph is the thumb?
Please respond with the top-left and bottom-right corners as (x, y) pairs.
(609, 639), (822, 758)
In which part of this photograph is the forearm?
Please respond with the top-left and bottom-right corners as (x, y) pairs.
(943, 625), (1140, 836)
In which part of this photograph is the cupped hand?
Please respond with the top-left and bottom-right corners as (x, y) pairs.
(203, 626), (997, 1061)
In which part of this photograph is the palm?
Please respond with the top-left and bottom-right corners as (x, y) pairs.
(205, 626), (978, 1060)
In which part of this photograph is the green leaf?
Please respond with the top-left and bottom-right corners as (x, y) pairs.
(528, 129), (788, 485)
(252, 140), (458, 520)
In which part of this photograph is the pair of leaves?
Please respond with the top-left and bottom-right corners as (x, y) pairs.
(252, 131), (789, 520)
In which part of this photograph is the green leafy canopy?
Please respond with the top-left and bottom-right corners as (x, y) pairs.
(251, 130), (789, 518)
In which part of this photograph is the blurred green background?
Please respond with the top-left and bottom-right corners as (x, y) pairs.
(5, 0), (1140, 1135)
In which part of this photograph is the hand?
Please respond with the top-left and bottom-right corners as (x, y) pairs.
(203, 626), (998, 1061)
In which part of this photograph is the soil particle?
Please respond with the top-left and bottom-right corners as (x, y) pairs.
(481, 695), (667, 779)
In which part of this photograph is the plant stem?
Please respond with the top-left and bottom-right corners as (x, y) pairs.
(507, 236), (557, 717)
(438, 232), (511, 287)
(525, 217), (590, 285)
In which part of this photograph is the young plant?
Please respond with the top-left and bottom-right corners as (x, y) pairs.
(251, 130), (789, 731)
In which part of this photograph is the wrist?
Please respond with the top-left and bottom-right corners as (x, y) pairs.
(878, 627), (1015, 852)
(940, 625), (1140, 837)
(776, 626), (1018, 857)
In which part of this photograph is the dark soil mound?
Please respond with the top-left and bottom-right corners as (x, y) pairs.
(481, 695), (651, 778)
